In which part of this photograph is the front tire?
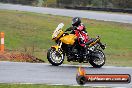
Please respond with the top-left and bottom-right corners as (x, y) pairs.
(89, 49), (105, 68)
(47, 48), (64, 66)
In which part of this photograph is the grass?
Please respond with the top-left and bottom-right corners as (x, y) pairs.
(0, 10), (132, 66)
(0, 84), (98, 88)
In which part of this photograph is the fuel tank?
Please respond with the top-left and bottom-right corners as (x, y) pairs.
(60, 34), (77, 45)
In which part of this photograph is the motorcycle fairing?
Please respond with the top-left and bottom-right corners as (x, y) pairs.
(60, 34), (77, 45)
(51, 45), (59, 51)
(52, 30), (64, 41)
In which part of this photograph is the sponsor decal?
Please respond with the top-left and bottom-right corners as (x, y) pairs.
(76, 67), (131, 85)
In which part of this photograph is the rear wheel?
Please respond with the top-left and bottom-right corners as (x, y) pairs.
(47, 48), (64, 66)
(89, 49), (105, 68)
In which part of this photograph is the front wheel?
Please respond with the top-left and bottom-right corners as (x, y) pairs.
(47, 48), (64, 66)
(89, 49), (105, 68)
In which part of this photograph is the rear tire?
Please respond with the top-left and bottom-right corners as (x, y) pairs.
(89, 49), (105, 68)
(47, 48), (64, 66)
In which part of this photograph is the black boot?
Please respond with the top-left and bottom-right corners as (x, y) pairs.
(81, 46), (87, 58)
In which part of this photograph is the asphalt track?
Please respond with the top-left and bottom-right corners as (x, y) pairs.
(0, 61), (132, 87)
(0, 3), (132, 24)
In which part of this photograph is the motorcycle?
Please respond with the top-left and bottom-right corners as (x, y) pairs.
(47, 23), (106, 68)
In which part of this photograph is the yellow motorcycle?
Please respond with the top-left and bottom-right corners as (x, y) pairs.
(47, 23), (106, 68)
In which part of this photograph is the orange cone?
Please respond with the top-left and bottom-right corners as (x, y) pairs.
(0, 32), (4, 52)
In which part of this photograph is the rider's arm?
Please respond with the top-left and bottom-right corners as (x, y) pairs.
(65, 27), (72, 32)
(65, 26), (76, 32)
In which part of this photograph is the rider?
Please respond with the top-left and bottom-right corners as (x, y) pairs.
(65, 17), (105, 54)
(66, 17), (88, 55)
